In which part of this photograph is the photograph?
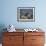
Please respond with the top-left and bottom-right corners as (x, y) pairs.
(17, 7), (35, 22)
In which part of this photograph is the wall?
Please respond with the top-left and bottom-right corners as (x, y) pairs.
(0, 0), (46, 31)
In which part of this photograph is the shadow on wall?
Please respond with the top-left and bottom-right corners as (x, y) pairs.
(0, 24), (7, 43)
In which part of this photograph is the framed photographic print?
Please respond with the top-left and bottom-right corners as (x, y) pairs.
(17, 7), (35, 22)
